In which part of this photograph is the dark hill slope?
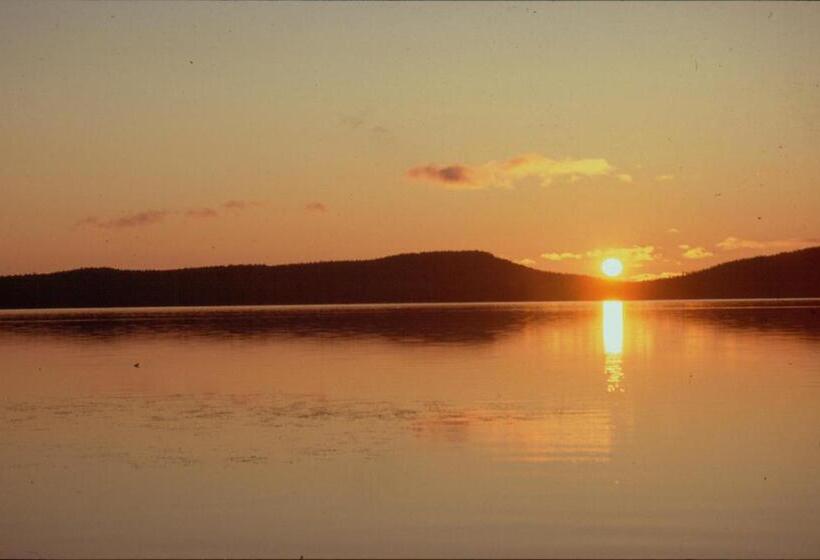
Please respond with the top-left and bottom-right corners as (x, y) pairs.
(633, 246), (820, 299)
(0, 247), (817, 309)
(0, 251), (612, 309)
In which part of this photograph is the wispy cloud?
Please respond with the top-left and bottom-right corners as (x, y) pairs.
(516, 258), (537, 267)
(407, 153), (627, 190)
(678, 245), (714, 259)
(305, 201), (328, 213)
(339, 113), (367, 130)
(76, 210), (170, 229)
(222, 199), (261, 211)
(666, 227), (680, 234)
(340, 111), (392, 139)
(541, 252), (583, 261)
(541, 245), (658, 267)
(407, 165), (477, 188)
(716, 236), (817, 252)
(655, 174), (675, 182)
(630, 271), (682, 282)
(76, 200), (260, 229)
(185, 208), (219, 219)
(585, 245), (657, 265)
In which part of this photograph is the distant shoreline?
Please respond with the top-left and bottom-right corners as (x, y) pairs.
(1, 248), (818, 310)
(2, 296), (820, 315)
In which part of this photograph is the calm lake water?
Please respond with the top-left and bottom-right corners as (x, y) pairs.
(1, 300), (819, 558)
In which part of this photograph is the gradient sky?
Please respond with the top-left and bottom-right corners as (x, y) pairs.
(2, 1), (819, 278)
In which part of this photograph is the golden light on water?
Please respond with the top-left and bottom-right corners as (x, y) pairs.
(603, 300), (624, 392)
(601, 258), (624, 277)
(603, 300), (623, 354)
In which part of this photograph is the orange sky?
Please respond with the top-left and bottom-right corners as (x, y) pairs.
(1, 2), (818, 279)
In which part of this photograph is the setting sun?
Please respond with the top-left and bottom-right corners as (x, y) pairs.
(1, 3), (820, 558)
(601, 258), (624, 277)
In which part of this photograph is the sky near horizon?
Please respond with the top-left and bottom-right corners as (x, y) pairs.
(1, 1), (819, 279)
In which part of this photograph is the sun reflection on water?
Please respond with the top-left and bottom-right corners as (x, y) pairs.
(603, 300), (624, 393)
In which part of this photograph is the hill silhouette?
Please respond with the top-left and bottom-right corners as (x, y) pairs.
(632, 246), (820, 299)
(0, 247), (817, 309)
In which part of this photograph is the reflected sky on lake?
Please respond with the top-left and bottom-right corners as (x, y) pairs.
(1, 300), (819, 558)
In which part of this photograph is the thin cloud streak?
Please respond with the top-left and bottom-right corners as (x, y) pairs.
(585, 245), (657, 265)
(185, 208), (219, 219)
(222, 200), (262, 210)
(305, 202), (328, 212)
(716, 236), (817, 252)
(630, 271), (682, 282)
(541, 252), (583, 261)
(407, 153), (629, 190)
(541, 245), (658, 268)
(679, 245), (714, 259)
(76, 210), (170, 229)
(76, 200), (260, 229)
(339, 111), (392, 139)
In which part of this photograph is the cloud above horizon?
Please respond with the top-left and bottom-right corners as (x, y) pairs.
(541, 252), (583, 261)
(76, 210), (171, 229)
(679, 245), (714, 259)
(222, 199), (262, 211)
(339, 110), (393, 140)
(630, 271), (682, 282)
(76, 200), (260, 229)
(185, 207), (219, 219)
(540, 245), (658, 267)
(305, 201), (328, 212)
(406, 153), (629, 189)
(716, 236), (817, 252)
(584, 245), (657, 266)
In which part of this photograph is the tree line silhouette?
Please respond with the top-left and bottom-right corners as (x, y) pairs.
(0, 247), (817, 309)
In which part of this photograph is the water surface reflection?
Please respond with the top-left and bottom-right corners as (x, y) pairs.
(1, 300), (819, 557)
(603, 301), (624, 393)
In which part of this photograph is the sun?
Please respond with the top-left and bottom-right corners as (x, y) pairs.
(601, 257), (624, 278)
